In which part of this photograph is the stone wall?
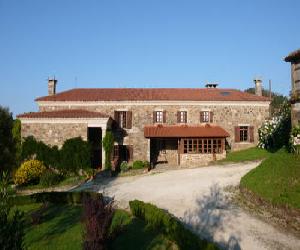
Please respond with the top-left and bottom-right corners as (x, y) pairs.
(21, 122), (87, 148)
(181, 151), (226, 167)
(38, 101), (270, 161)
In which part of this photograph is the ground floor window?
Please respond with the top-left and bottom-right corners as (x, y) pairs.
(183, 138), (223, 154)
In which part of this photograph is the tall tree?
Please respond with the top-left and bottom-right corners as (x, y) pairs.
(0, 106), (15, 173)
(244, 88), (288, 115)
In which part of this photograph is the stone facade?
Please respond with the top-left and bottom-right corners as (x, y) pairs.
(181, 151), (226, 167)
(21, 122), (87, 148)
(35, 101), (270, 164)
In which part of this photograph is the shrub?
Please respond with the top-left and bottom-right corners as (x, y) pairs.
(129, 200), (218, 250)
(120, 161), (130, 172)
(21, 136), (60, 168)
(132, 160), (145, 169)
(82, 193), (114, 250)
(102, 131), (114, 170)
(60, 137), (91, 174)
(258, 101), (291, 150)
(14, 160), (46, 186)
(0, 171), (25, 250)
(39, 169), (63, 187)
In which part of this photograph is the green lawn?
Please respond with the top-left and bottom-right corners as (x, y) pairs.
(220, 147), (271, 163)
(240, 149), (300, 209)
(14, 203), (83, 250)
(13, 202), (178, 250)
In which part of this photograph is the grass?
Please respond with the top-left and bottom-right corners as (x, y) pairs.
(220, 147), (271, 163)
(13, 202), (83, 250)
(12, 202), (178, 250)
(240, 148), (300, 209)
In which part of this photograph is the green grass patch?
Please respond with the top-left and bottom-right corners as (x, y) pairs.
(13, 202), (83, 250)
(12, 200), (179, 250)
(220, 147), (271, 163)
(241, 148), (300, 209)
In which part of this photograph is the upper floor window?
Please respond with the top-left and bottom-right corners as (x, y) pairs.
(177, 111), (187, 123)
(200, 111), (213, 123)
(235, 126), (254, 143)
(153, 111), (166, 123)
(114, 111), (132, 129)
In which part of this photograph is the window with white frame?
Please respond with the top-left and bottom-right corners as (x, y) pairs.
(155, 111), (163, 123)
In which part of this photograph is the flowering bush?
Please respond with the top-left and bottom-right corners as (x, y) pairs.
(258, 102), (291, 150)
(14, 160), (46, 186)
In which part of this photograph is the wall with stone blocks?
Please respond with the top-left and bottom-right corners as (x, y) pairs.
(180, 151), (226, 167)
(21, 122), (87, 148)
(37, 102), (269, 162)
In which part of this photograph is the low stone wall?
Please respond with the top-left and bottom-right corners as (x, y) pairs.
(180, 151), (226, 167)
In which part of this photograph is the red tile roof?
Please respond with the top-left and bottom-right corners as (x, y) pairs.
(17, 109), (109, 119)
(284, 49), (300, 62)
(144, 124), (230, 138)
(35, 88), (270, 102)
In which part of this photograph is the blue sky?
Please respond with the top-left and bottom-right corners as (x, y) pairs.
(1, 0), (299, 116)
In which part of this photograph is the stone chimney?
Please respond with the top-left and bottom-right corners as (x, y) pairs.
(254, 78), (262, 96)
(48, 78), (57, 96)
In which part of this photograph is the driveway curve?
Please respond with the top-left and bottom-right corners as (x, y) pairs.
(79, 162), (300, 250)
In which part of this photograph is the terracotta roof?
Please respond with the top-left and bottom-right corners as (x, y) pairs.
(284, 49), (300, 62)
(144, 124), (230, 138)
(17, 109), (109, 119)
(35, 88), (270, 102)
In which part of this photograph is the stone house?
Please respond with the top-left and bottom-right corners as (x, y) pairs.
(285, 48), (300, 126)
(17, 79), (270, 168)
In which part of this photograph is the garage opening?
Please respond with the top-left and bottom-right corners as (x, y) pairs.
(88, 127), (102, 169)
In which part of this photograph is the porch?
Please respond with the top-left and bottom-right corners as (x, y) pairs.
(144, 124), (230, 167)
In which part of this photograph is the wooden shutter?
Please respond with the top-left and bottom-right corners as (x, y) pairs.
(163, 111), (166, 123)
(126, 111), (132, 129)
(234, 126), (240, 142)
(153, 111), (156, 123)
(249, 126), (254, 142)
(210, 112), (214, 123)
(184, 112), (187, 123)
(177, 111), (180, 123)
(200, 112), (204, 123)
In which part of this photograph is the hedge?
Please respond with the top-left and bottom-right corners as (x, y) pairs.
(129, 200), (219, 250)
(9, 191), (103, 206)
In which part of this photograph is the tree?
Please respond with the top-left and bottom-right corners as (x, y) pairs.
(12, 119), (21, 165)
(244, 88), (288, 115)
(0, 106), (16, 173)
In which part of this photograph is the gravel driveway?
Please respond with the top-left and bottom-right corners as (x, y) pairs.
(78, 162), (300, 250)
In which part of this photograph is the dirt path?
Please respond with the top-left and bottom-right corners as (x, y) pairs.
(78, 162), (300, 250)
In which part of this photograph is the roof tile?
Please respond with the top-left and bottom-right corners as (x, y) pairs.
(35, 88), (270, 102)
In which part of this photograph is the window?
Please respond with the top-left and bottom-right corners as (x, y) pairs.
(240, 126), (248, 142)
(182, 138), (223, 154)
(178, 111), (187, 123)
(154, 111), (166, 123)
(200, 111), (213, 123)
(235, 126), (254, 143)
(114, 111), (132, 129)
